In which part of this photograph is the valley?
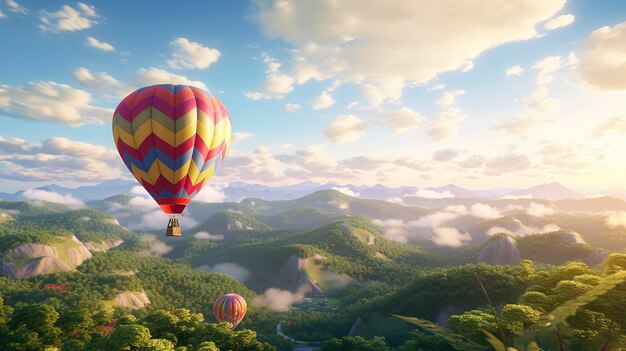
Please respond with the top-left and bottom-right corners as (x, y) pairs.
(0, 183), (625, 350)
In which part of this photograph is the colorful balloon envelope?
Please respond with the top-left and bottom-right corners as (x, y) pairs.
(112, 84), (231, 237)
(213, 293), (247, 329)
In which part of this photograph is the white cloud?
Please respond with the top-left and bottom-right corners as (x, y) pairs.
(380, 226), (409, 243)
(413, 189), (454, 199)
(117, 193), (198, 231)
(244, 91), (264, 100)
(311, 90), (335, 110)
(140, 235), (173, 257)
(506, 65), (524, 76)
(245, 74), (294, 99)
(485, 153), (532, 175)
(23, 189), (84, 209)
(324, 114), (365, 143)
(544, 14), (575, 30)
(194, 185), (226, 203)
(428, 84), (445, 91)
(387, 197), (403, 204)
(413, 212), (460, 228)
(39, 2), (98, 32)
(253, 286), (309, 312)
(526, 202), (557, 217)
(578, 21), (626, 90)
(328, 200), (350, 210)
(426, 108), (465, 141)
(74, 67), (120, 89)
(379, 107), (423, 134)
(218, 146), (284, 184)
(266, 73), (295, 95)
(233, 132), (254, 143)
(7, 0), (27, 14)
(534, 55), (562, 85)
(592, 116), (626, 139)
(0, 10), (5, 18)
(432, 148), (460, 162)
(446, 205), (469, 215)
(527, 86), (561, 112)
(198, 263), (250, 282)
(458, 155), (485, 168)
(332, 186), (359, 197)
(245, 54), (295, 99)
(503, 194), (533, 200)
(167, 37), (221, 70)
(495, 86), (561, 136)
(193, 231), (224, 240)
(431, 227), (472, 247)
(540, 143), (589, 171)
(253, 0), (564, 103)
(128, 194), (159, 209)
(606, 211), (626, 228)
(471, 203), (501, 218)
(361, 78), (404, 106)
(436, 90), (465, 106)
(338, 155), (381, 170)
(130, 185), (149, 196)
(86, 37), (114, 52)
(0, 81), (112, 125)
(135, 68), (208, 90)
(284, 103), (301, 112)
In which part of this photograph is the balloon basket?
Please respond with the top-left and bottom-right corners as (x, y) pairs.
(166, 217), (181, 237)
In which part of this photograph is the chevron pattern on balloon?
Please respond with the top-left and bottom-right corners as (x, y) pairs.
(112, 84), (232, 214)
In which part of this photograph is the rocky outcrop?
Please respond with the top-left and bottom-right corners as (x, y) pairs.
(559, 231), (587, 245)
(83, 239), (124, 252)
(0, 210), (13, 224)
(477, 235), (521, 265)
(284, 255), (324, 295)
(226, 219), (253, 231)
(2, 235), (92, 278)
(112, 290), (150, 309)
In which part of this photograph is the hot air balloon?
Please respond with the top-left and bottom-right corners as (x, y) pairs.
(112, 84), (231, 237)
(213, 293), (247, 329)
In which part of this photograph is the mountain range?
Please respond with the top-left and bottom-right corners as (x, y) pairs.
(1, 179), (625, 203)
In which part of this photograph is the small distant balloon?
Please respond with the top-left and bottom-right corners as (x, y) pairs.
(111, 84), (232, 237)
(213, 293), (247, 329)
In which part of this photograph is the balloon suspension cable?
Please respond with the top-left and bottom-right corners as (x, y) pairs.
(166, 214), (181, 237)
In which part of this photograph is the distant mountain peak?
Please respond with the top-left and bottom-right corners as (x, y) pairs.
(509, 182), (583, 200)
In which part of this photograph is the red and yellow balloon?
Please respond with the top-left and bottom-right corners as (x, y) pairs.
(112, 84), (231, 236)
(213, 293), (247, 329)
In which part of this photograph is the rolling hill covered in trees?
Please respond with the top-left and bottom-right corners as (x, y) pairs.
(1, 189), (625, 350)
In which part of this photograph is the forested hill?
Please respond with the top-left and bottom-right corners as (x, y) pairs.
(0, 195), (625, 350)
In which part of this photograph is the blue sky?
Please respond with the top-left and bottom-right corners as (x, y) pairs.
(1, 0), (626, 193)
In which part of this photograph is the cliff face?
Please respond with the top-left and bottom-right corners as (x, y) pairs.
(83, 239), (124, 252)
(0, 210), (13, 224)
(284, 255), (324, 295)
(112, 290), (151, 309)
(1, 235), (93, 278)
(226, 219), (253, 231)
(559, 231), (587, 245)
(477, 235), (521, 265)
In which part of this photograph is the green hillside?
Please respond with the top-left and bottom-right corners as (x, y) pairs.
(192, 210), (272, 234)
(1, 192), (624, 351)
(257, 206), (347, 229)
(242, 189), (429, 220)
(0, 210), (13, 224)
(516, 230), (598, 265)
(0, 199), (71, 216)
